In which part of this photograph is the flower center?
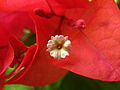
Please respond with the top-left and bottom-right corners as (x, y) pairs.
(57, 44), (63, 49)
(47, 35), (71, 59)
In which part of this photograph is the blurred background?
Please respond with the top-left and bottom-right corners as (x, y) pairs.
(4, 72), (120, 90)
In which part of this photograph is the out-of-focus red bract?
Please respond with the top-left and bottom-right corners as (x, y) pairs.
(0, 12), (35, 38)
(0, 26), (14, 76)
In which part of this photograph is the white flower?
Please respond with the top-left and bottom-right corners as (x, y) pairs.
(47, 35), (71, 60)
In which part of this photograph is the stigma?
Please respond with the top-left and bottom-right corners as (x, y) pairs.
(68, 19), (86, 30)
(47, 35), (71, 60)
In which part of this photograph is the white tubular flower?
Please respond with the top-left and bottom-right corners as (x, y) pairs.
(47, 35), (71, 60)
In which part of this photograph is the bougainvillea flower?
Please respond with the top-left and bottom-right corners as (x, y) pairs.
(1, 13), (68, 87)
(51, 0), (120, 81)
(2, 0), (120, 87)
(4, 35), (67, 86)
(0, 12), (35, 38)
(6, 0), (120, 85)
(0, 11), (35, 77)
(0, 12), (35, 88)
(0, 12), (67, 87)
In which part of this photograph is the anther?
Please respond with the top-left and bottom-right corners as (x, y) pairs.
(68, 19), (86, 30)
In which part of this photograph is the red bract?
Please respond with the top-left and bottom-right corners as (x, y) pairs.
(0, 0), (50, 12)
(0, 13), (67, 87)
(4, 16), (67, 86)
(13, 0), (120, 83)
(0, 0), (63, 16)
(0, 12), (35, 38)
(0, 26), (14, 77)
(50, 0), (89, 9)
(0, 11), (36, 88)
(0, 11), (36, 70)
(0, 1), (68, 87)
(0, 0), (67, 14)
(51, 0), (120, 81)
(0, 11), (35, 73)
(6, 45), (67, 86)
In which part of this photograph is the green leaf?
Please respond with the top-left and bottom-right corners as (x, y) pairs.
(57, 72), (101, 90)
(4, 84), (34, 90)
(23, 33), (36, 46)
(44, 72), (120, 90)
